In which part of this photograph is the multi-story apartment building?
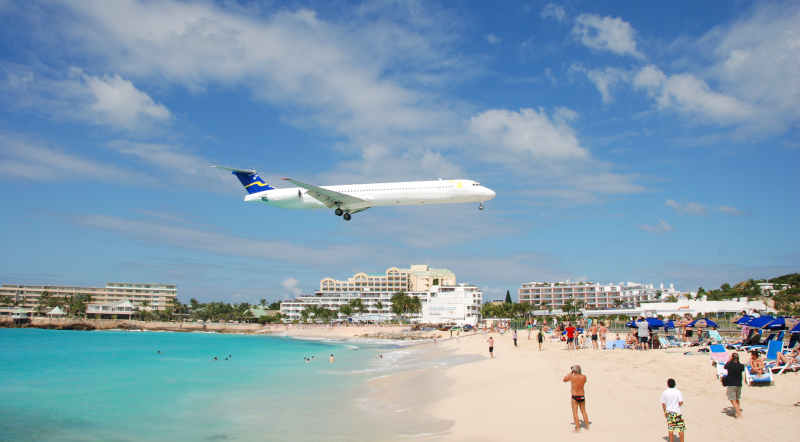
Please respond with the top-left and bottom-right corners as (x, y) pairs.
(518, 280), (684, 310)
(281, 284), (481, 325)
(319, 265), (455, 294)
(0, 282), (177, 313)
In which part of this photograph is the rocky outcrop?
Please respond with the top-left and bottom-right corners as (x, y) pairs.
(355, 331), (442, 340)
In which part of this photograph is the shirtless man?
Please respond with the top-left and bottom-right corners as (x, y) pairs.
(487, 336), (495, 358)
(598, 321), (608, 350)
(590, 322), (599, 350)
(563, 365), (589, 433)
(329, 354), (334, 363)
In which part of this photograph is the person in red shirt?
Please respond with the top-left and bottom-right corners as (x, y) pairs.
(566, 322), (577, 351)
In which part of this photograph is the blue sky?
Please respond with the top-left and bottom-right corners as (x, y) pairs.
(1, 0), (798, 303)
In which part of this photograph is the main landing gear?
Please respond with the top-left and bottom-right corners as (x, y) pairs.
(479, 202), (484, 210)
(334, 207), (352, 221)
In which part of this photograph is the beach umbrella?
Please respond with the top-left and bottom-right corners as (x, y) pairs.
(790, 322), (800, 334)
(625, 318), (665, 328)
(663, 319), (677, 329)
(763, 317), (800, 331)
(747, 316), (775, 329)
(735, 315), (753, 325)
(687, 318), (718, 328)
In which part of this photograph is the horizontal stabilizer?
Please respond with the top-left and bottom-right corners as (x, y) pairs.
(211, 166), (256, 174)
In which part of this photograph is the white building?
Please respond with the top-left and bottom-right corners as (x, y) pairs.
(419, 285), (482, 326)
(0, 282), (177, 314)
(518, 280), (686, 310)
(281, 284), (482, 324)
(85, 300), (136, 319)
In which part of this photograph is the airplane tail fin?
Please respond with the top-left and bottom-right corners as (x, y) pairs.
(212, 166), (275, 194)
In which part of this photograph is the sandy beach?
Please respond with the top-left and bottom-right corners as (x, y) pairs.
(284, 325), (799, 440)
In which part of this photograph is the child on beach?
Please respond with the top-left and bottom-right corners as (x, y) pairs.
(660, 378), (685, 442)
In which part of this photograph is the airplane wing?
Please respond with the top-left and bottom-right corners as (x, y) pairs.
(282, 178), (368, 208)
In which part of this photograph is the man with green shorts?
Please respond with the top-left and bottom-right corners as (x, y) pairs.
(660, 378), (685, 442)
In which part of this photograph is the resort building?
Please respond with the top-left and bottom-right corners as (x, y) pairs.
(282, 277), (481, 325)
(85, 300), (136, 319)
(584, 298), (772, 318)
(517, 280), (686, 311)
(319, 265), (456, 294)
(0, 282), (177, 316)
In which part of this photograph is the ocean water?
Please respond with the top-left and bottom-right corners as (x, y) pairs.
(0, 329), (455, 441)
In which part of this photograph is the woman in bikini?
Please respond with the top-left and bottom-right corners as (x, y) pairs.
(749, 350), (765, 376)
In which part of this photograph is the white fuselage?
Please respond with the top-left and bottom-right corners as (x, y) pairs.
(243, 179), (495, 211)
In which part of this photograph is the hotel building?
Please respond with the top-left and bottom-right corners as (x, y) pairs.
(518, 280), (685, 311)
(0, 282), (177, 314)
(282, 265), (479, 324)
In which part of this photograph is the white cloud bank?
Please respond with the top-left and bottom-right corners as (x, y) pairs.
(638, 219), (674, 235)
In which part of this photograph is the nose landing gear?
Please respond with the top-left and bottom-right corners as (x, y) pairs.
(479, 202), (484, 210)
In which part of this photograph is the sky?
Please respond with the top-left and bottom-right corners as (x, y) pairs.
(0, 0), (798, 304)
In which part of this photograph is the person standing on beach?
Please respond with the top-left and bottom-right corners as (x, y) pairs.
(723, 353), (745, 418)
(598, 322), (608, 350)
(661, 378), (685, 442)
(563, 365), (589, 433)
(636, 317), (649, 350)
(590, 322), (598, 350)
(487, 336), (494, 358)
(537, 327), (544, 351)
(456, 331), (460, 343)
(513, 329), (518, 347)
(565, 322), (576, 351)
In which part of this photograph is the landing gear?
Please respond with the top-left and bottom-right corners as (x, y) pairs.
(479, 202), (484, 210)
(335, 208), (343, 216)
(343, 213), (352, 221)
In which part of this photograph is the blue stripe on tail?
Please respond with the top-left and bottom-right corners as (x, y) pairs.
(233, 170), (275, 194)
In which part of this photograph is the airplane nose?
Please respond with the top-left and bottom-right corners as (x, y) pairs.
(485, 188), (496, 200)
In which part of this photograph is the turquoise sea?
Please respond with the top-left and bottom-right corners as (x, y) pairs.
(0, 329), (453, 441)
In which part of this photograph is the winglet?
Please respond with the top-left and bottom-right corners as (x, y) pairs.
(282, 178), (291, 180)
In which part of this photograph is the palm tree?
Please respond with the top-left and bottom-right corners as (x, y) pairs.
(375, 300), (384, 314)
(613, 299), (623, 310)
(410, 296), (422, 319)
(260, 298), (267, 309)
(189, 298), (200, 310)
(141, 300), (150, 321)
(338, 304), (353, 319)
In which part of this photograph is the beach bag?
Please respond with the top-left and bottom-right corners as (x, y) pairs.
(721, 375), (728, 387)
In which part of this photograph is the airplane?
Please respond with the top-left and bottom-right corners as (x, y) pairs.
(212, 166), (496, 221)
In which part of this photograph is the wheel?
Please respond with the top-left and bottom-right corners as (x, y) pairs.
(343, 213), (352, 221)
(335, 208), (343, 216)
(479, 204), (484, 210)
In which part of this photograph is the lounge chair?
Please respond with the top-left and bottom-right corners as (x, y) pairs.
(763, 340), (784, 364)
(709, 344), (730, 367)
(707, 330), (732, 346)
(666, 335), (691, 347)
(659, 337), (672, 349)
(742, 332), (783, 351)
(744, 364), (774, 386)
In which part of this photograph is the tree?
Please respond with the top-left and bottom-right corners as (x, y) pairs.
(338, 304), (353, 318)
(505, 291), (512, 304)
(260, 299), (267, 309)
(268, 301), (281, 310)
(613, 299), (623, 309)
(189, 298), (200, 310)
(141, 300), (150, 321)
(375, 300), (384, 313)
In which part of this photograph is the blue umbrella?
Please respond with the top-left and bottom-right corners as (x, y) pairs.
(747, 316), (775, 329)
(790, 322), (800, 334)
(764, 317), (800, 331)
(663, 319), (677, 329)
(687, 318), (718, 328)
(735, 315), (753, 325)
(626, 318), (666, 328)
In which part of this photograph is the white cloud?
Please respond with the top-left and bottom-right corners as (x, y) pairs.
(586, 67), (628, 103)
(282, 278), (303, 297)
(541, 4), (566, 23)
(484, 34), (501, 44)
(638, 219), (674, 235)
(633, 65), (753, 124)
(468, 107), (589, 162)
(665, 199), (747, 217)
(0, 132), (147, 183)
(571, 14), (644, 59)
(79, 70), (170, 129)
(699, 2), (800, 135)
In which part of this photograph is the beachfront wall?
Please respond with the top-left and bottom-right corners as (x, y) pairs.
(583, 299), (770, 317)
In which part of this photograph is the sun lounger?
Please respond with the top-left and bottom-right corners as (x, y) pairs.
(745, 364), (774, 386)
(763, 340), (784, 364)
(708, 344), (730, 366)
(742, 332), (783, 351)
(707, 330), (732, 346)
(606, 339), (627, 349)
(666, 335), (693, 347)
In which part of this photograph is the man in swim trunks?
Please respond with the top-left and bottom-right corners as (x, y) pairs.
(590, 322), (599, 350)
(660, 378), (685, 442)
(487, 337), (494, 358)
(563, 365), (589, 433)
(537, 327), (544, 351)
(565, 322), (576, 351)
(598, 321), (608, 349)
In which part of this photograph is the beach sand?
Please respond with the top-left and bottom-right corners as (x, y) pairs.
(284, 326), (799, 440)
